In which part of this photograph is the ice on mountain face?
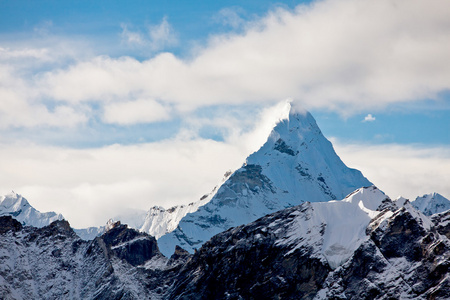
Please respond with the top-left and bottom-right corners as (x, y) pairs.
(158, 109), (372, 256)
(410, 193), (450, 216)
(169, 185), (450, 299)
(118, 172), (230, 240)
(278, 186), (388, 269)
(0, 192), (64, 228)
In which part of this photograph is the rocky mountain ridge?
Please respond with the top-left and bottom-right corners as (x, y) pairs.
(1, 186), (449, 299)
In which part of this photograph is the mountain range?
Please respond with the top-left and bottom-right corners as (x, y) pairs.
(1, 186), (449, 299)
(1, 107), (449, 299)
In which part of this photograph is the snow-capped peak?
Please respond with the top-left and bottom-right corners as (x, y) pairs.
(157, 109), (372, 256)
(410, 192), (450, 216)
(342, 186), (388, 213)
(0, 192), (64, 227)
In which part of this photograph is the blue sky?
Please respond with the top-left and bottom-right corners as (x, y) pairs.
(1, 0), (449, 227)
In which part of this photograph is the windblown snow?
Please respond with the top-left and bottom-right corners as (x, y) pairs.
(157, 107), (372, 256)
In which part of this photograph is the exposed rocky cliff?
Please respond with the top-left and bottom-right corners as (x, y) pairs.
(1, 186), (449, 299)
(0, 217), (180, 299)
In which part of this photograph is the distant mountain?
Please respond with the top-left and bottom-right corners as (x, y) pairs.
(2, 186), (449, 299)
(0, 192), (63, 227)
(411, 193), (450, 216)
(157, 108), (372, 256)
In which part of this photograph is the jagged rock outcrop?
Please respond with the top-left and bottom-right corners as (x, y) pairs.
(1, 186), (449, 299)
(0, 217), (175, 299)
(164, 187), (450, 299)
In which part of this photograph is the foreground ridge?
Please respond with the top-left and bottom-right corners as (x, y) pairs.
(1, 186), (449, 299)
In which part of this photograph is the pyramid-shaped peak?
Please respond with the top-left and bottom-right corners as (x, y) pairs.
(158, 108), (372, 256)
(273, 110), (321, 140)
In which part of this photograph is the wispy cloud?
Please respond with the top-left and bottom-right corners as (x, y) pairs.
(148, 16), (178, 51)
(120, 17), (178, 52)
(213, 7), (246, 29)
(120, 24), (145, 46)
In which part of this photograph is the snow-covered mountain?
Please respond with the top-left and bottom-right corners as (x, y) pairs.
(157, 109), (372, 256)
(0, 192), (64, 227)
(168, 186), (450, 299)
(133, 173), (229, 239)
(2, 186), (449, 299)
(410, 192), (450, 216)
(0, 191), (104, 240)
(0, 216), (178, 299)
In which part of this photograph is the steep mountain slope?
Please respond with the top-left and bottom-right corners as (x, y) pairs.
(2, 186), (449, 299)
(411, 193), (450, 216)
(166, 186), (450, 299)
(136, 174), (228, 239)
(0, 192), (63, 227)
(0, 217), (180, 299)
(158, 110), (372, 256)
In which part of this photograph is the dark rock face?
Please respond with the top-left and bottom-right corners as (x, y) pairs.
(101, 222), (160, 266)
(168, 245), (191, 266)
(432, 210), (450, 239)
(274, 138), (297, 156)
(0, 218), (168, 299)
(1, 199), (450, 299)
(167, 207), (331, 300)
(320, 207), (450, 299)
(0, 215), (22, 233)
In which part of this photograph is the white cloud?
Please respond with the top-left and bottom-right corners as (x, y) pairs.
(363, 114), (376, 122)
(0, 101), (291, 227)
(29, 0), (449, 114)
(0, 0), (449, 129)
(103, 99), (171, 125)
(0, 139), (245, 228)
(332, 140), (450, 201)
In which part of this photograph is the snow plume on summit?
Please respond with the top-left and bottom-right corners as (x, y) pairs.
(157, 109), (372, 256)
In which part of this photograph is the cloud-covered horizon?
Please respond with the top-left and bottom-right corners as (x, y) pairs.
(1, 127), (449, 228)
(1, 0), (449, 229)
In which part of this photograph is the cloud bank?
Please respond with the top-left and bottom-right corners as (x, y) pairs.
(333, 141), (450, 201)
(1, 0), (449, 128)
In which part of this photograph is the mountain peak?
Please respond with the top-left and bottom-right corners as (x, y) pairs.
(0, 192), (64, 227)
(410, 192), (450, 216)
(157, 109), (372, 256)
